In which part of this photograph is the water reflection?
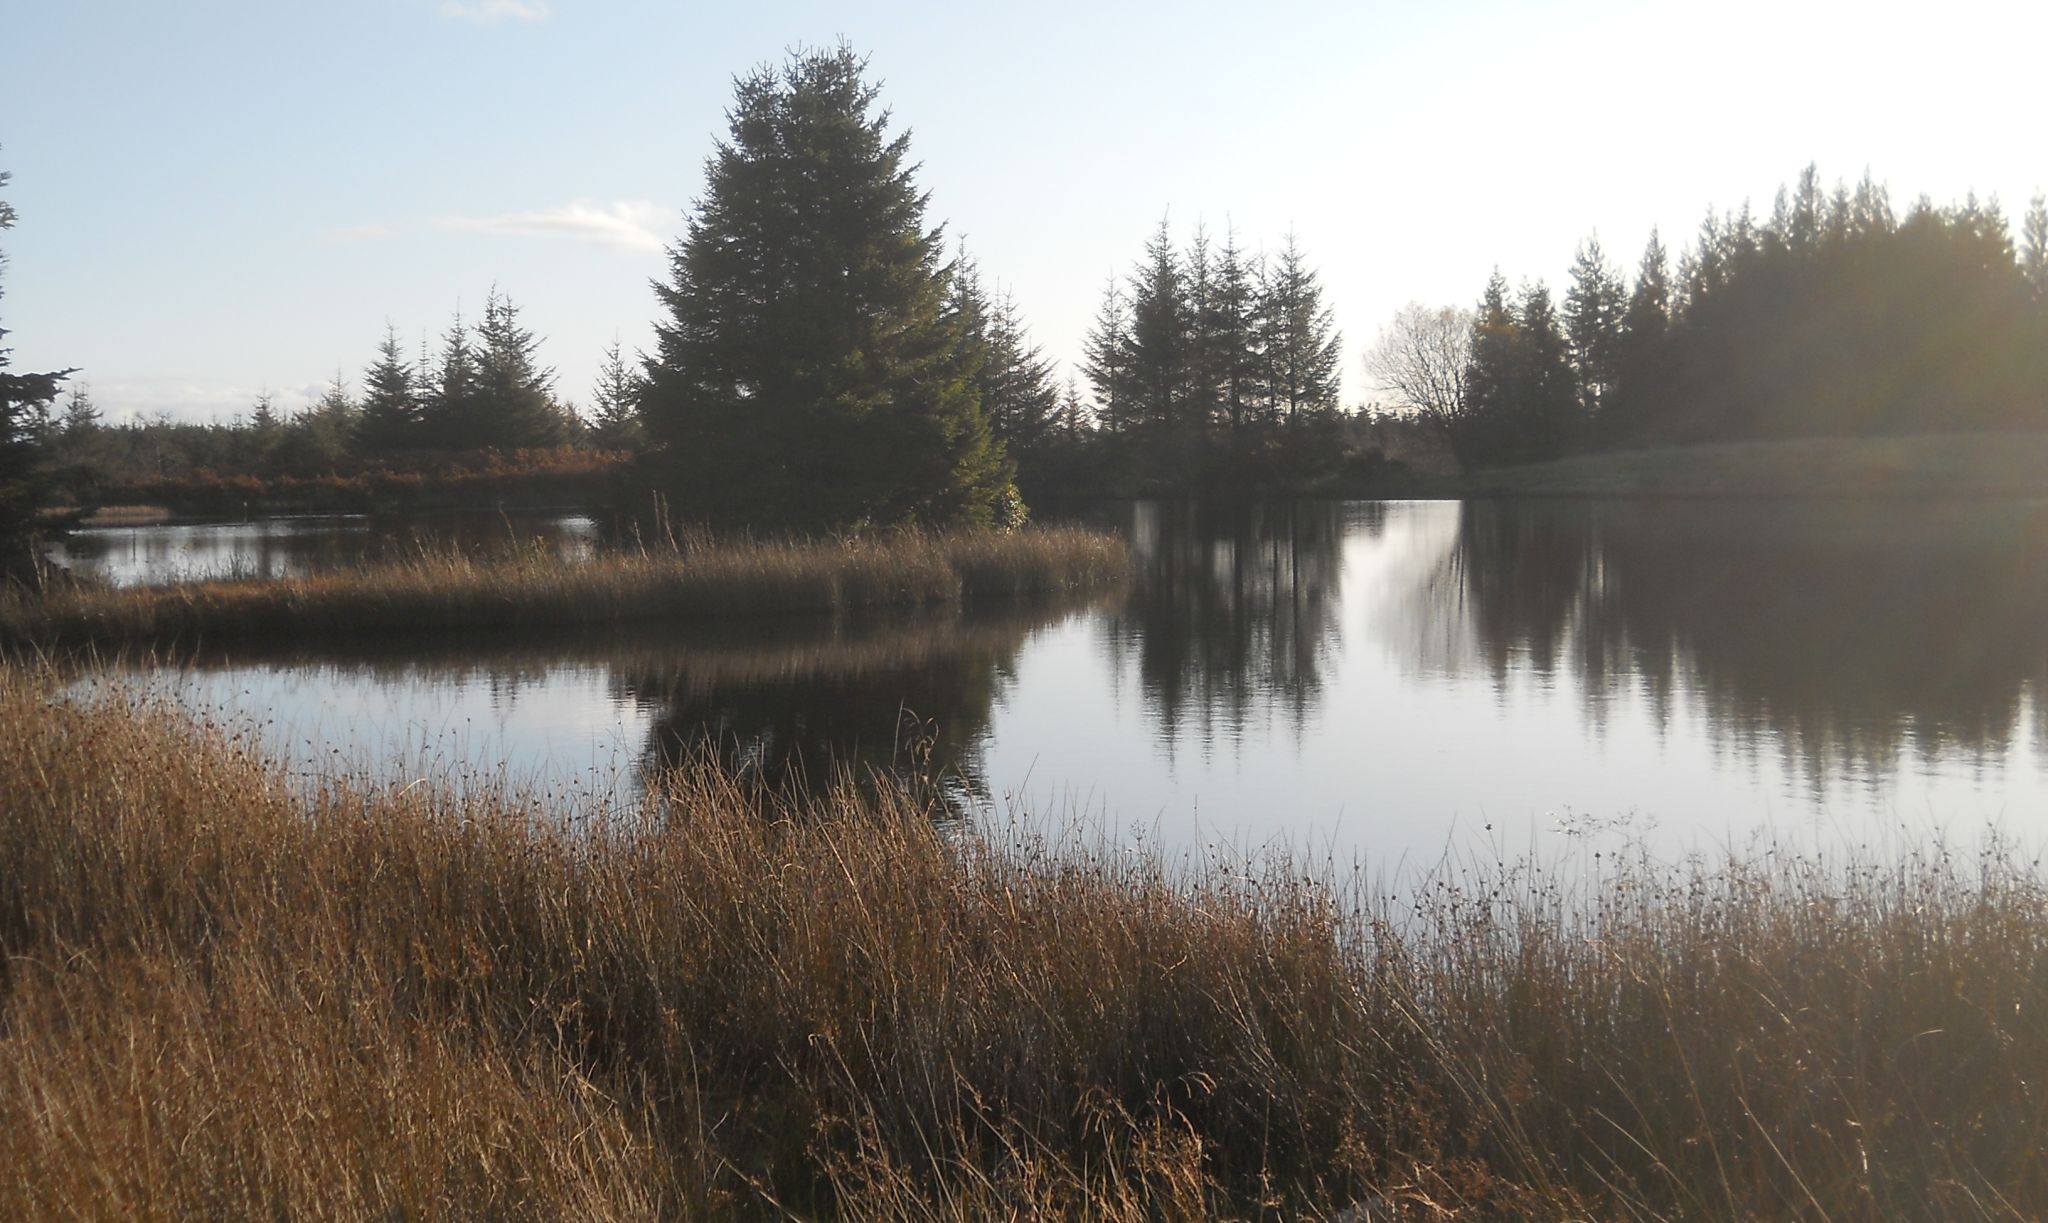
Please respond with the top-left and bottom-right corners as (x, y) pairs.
(70, 500), (2048, 856)
(1102, 501), (1355, 748)
(161, 599), (1090, 813)
(1410, 500), (2048, 788)
(48, 511), (598, 586)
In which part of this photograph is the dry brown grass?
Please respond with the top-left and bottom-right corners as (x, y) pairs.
(2, 664), (2045, 1219)
(0, 526), (1127, 649)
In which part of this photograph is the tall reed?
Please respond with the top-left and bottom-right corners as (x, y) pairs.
(1, 665), (2043, 1218)
(2, 526), (1127, 649)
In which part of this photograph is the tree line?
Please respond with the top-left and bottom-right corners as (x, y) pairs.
(1374, 166), (2048, 469)
(18, 49), (2048, 543)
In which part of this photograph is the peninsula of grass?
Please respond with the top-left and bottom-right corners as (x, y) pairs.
(2, 526), (1127, 649)
(4, 664), (2045, 1219)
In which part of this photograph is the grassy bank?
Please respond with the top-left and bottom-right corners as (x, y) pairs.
(1464, 431), (2048, 499)
(74, 447), (632, 518)
(1, 527), (1127, 648)
(3, 667), (2044, 1219)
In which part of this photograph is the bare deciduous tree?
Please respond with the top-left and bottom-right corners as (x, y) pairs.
(1365, 303), (1472, 433)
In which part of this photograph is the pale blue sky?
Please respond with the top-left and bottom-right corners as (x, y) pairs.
(3, 0), (2043, 423)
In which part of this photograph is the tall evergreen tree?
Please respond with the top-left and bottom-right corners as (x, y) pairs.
(0, 161), (65, 558)
(976, 294), (1061, 457)
(1181, 223), (1221, 437)
(1207, 227), (1261, 433)
(60, 381), (101, 440)
(589, 336), (644, 450)
(1121, 218), (1193, 435)
(1563, 235), (1625, 420)
(1082, 276), (1134, 433)
(473, 286), (565, 450)
(353, 323), (422, 457)
(641, 44), (1012, 528)
(420, 310), (480, 451)
(1258, 231), (1343, 423)
(1515, 281), (1582, 453)
(1606, 228), (1673, 441)
(1457, 270), (1519, 467)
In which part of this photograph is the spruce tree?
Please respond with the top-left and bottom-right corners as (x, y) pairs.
(0, 160), (65, 559)
(354, 323), (422, 457)
(474, 286), (565, 451)
(1082, 276), (1134, 433)
(1458, 270), (1521, 468)
(1121, 218), (1192, 436)
(420, 310), (480, 451)
(1515, 281), (1581, 454)
(589, 337), (644, 450)
(1258, 231), (1343, 423)
(1606, 229), (1673, 441)
(1563, 235), (1625, 419)
(641, 44), (1012, 529)
(60, 382), (101, 440)
(1207, 227), (1261, 433)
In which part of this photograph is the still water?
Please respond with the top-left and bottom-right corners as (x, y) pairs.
(69, 500), (2048, 862)
(45, 510), (599, 585)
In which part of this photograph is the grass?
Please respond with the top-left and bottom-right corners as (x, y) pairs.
(3, 663), (2045, 1219)
(1464, 430), (2048, 499)
(1, 526), (1128, 649)
(40, 503), (176, 527)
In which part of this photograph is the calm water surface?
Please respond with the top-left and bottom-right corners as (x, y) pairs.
(73, 500), (2048, 862)
(47, 509), (599, 585)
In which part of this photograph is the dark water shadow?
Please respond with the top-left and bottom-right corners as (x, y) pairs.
(1406, 499), (2048, 785)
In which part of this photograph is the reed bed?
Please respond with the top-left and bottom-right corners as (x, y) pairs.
(1, 526), (1128, 648)
(2, 665), (2045, 1219)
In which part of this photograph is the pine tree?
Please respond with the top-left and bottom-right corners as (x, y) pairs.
(1182, 223), (1220, 436)
(642, 44), (1012, 529)
(0, 159), (65, 558)
(1458, 270), (1522, 468)
(1515, 281), (1581, 453)
(474, 286), (565, 451)
(1207, 227), (1261, 433)
(1122, 218), (1192, 435)
(1606, 228), (1673, 441)
(60, 382), (101, 440)
(420, 310), (480, 451)
(285, 367), (358, 467)
(1563, 235), (1625, 419)
(250, 391), (281, 434)
(1258, 231), (1343, 423)
(589, 337), (644, 450)
(354, 323), (422, 457)
(979, 295), (1061, 457)
(1081, 276), (1133, 433)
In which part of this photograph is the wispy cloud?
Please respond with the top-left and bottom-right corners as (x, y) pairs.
(439, 0), (550, 23)
(430, 199), (670, 253)
(318, 200), (671, 254)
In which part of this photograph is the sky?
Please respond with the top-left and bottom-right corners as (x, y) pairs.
(3, 0), (2045, 425)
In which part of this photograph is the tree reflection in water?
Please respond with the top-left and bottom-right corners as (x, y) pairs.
(1100, 500), (1362, 751)
(622, 607), (1050, 817)
(1414, 499), (2048, 786)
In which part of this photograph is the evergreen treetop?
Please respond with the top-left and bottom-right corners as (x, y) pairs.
(642, 43), (1013, 528)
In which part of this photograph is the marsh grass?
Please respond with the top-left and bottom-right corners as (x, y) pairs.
(3, 666), (2045, 1219)
(1, 526), (1127, 649)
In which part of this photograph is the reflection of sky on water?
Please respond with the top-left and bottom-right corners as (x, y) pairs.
(47, 511), (599, 586)
(71, 500), (2048, 866)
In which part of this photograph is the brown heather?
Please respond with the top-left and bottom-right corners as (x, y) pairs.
(0, 527), (1129, 648)
(2, 663), (2046, 1219)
